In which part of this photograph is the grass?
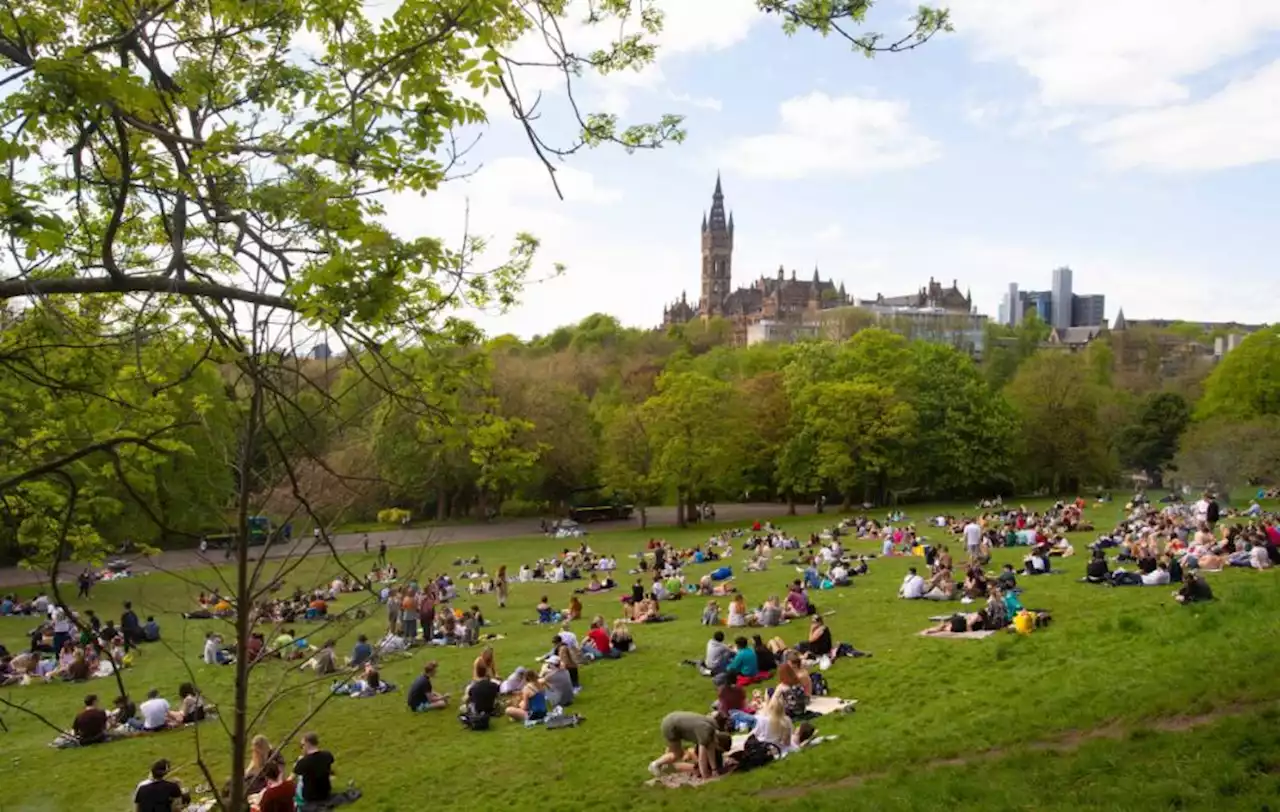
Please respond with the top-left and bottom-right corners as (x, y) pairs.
(2, 497), (1280, 812)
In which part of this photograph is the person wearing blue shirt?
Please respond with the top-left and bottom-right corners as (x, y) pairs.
(350, 634), (373, 666)
(727, 636), (758, 677)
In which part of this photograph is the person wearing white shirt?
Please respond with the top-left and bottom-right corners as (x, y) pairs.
(557, 625), (579, 651)
(1140, 565), (1171, 586)
(881, 537), (895, 557)
(963, 521), (982, 556)
(1250, 545), (1272, 570)
(830, 565), (849, 585)
(899, 569), (926, 599)
(139, 689), (172, 731)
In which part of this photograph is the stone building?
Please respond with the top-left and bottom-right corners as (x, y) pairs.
(661, 175), (850, 345)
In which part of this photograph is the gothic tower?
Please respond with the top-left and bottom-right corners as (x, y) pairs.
(700, 173), (733, 317)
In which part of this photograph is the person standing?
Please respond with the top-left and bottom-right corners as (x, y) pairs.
(377, 540), (387, 566)
(362, 533), (370, 555)
(963, 518), (982, 561)
(496, 565), (508, 608)
(77, 570), (93, 599)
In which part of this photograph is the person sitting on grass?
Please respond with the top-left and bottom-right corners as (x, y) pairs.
(564, 595), (583, 621)
(795, 615), (833, 661)
(899, 568), (927, 600)
(256, 762), (296, 812)
(922, 566), (957, 600)
(777, 651), (812, 695)
(610, 619), (634, 653)
(293, 732), (335, 805)
(349, 634), (373, 667)
(473, 646), (497, 682)
(585, 616), (620, 659)
(691, 630), (732, 677)
(649, 711), (726, 780)
(173, 682), (208, 725)
(462, 665), (501, 729)
(407, 661), (449, 712)
(700, 600), (721, 626)
(727, 636), (759, 683)
(504, 669), (548, 724)
(995, 564), (1018, 593)
(541, 656), (575, 707)
(752, 634), (778, 674)
(1084, 549), (1110, 584)
(1175, 571), (1214, 604)
(536, 596), (554, 624)
(134, 759), (190, 812)
(72, 693), (109, 745)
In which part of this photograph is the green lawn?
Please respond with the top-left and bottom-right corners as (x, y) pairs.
(3, 498), (1280, 812)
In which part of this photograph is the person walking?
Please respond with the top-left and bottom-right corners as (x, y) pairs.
(377, 540), (387, 566)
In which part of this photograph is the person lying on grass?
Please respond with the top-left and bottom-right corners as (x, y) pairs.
(922, 610), (991, 635)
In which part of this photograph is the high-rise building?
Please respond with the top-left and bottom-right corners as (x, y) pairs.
(1071, 294), (1106, 328)
(998, 268), (1105, 329)
(1051, 266), (1073, 330)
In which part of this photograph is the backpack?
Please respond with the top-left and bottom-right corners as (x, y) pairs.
(732, 735), (781, 772)
(460, 710), (490, 731)
(781, 685), (809, 718)
(809, 672), (829, 697)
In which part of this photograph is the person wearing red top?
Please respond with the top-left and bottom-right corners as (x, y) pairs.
(586, 618), (620, 659)
(257, 762), (296, 812)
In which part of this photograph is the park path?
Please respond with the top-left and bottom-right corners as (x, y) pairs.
(0, 502), (816, 589)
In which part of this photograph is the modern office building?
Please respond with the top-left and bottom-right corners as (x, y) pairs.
(998, 267), (1105, 329)
(1051, 266), (1073, 329)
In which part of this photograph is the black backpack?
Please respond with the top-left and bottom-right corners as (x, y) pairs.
(460, 710), (490, 731)
(733, 736), (781, 772)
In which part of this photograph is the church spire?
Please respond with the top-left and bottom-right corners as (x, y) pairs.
(701, 211), (707, 232)
(707, 174), (727, 232)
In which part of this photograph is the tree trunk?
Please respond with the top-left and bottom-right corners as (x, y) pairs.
(786, 489), (796, 516)
(638, 505), (648, 529)
(436, 489), (447, 522)
(675, 489), (686, 528)
(226, 378), (263, 812)
(686, 495), (698, 525)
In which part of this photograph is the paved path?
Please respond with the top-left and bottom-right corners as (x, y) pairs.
(0, 502), (819, 588)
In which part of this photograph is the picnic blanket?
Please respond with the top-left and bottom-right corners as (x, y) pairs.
(917, 629), (998, 640)
(646, 734), (841, 788)
(50, 713), (220, 749)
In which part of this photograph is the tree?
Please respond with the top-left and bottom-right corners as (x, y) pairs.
(642, 371), (743, 526)
(903, 342), (1017, 498)
(597, 406), (663, 528)
(1170, 416), (1280, 498)
(1117, 392), (1191, 484)
(0, 0), (949, 805)
(1197, 327), (1280, 420)
(1005, 352), (1108, 494)
(795, 379), (915, 508)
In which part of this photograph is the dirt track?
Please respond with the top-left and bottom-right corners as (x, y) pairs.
(0, 502), (817, 589)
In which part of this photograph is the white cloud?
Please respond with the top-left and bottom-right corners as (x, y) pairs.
(948, 0), (1280, 108)
(721, 91), (940, 180)
(1084, 59), (1280, 172)
(669, 92), (723, 112)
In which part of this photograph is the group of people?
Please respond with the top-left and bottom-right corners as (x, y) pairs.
(1, 600), (158, 687)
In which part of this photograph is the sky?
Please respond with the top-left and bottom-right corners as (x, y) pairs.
(383, 0), (1280, 339)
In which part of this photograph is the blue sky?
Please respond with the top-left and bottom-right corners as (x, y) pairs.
(389, 0), (1280, 338)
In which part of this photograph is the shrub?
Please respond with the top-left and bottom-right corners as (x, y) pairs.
(376, 508), (412, 525)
